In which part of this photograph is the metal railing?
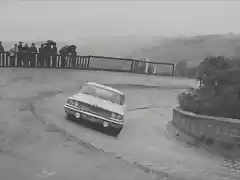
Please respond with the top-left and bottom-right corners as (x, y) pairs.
(0, 52), (175, 76)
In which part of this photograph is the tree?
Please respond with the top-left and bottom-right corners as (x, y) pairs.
(175, 61), (187, 76)
(179, 56), (240, 119)
(196, 56), (235, 86)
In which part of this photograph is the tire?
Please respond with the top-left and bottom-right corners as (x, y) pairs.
(65, 113), (74, 121)
(110, 127), (122, 137)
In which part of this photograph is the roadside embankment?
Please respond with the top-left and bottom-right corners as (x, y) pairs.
(172, 107), (240, 158)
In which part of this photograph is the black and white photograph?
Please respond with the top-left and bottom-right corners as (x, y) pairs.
(0, 1), (240, 180)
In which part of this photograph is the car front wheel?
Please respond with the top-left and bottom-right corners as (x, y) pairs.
(110, 127), (123, 137)
(65, 113), (74, 121)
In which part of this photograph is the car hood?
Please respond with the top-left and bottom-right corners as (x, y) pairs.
(71, 92), (125, 115)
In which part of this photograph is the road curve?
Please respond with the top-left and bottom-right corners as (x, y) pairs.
(0, 68), (239, 180)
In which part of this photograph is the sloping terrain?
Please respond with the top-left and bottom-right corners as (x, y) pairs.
(129, 34), (240, 66)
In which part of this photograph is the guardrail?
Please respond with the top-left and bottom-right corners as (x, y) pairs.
(0, 52), (175, 76)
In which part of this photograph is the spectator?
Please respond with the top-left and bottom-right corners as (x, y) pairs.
(0, 41), (4, 67)
(51, 44), (58, 68)
(17, 41), (23, 67)
(59, 47), (67, 68)
(70, 48), (77, 68)
(29, 43), (38, 68)
(22, 43), (29, 68)
(0, 41), (4, 53)
(44, 43), (51, 68)
(38, 44), (45, 68)
(9, 44), (18, 67)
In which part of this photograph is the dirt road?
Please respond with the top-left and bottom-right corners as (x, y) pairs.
(0, 68), (239, 180)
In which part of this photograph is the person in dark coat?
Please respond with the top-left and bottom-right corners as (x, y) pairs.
(59, 47), (67, 68)
(22, 43), (29, 68)
(29, 43), (38, 68)
(0, 41), (4, 53)
(17, 41), (23, 67)
(9, 44), (18, 67)
(44, 44), (51, 68)
(38, 44), (45, 68)
(51, 44), (58, 68)
(70, 48), (77, 68)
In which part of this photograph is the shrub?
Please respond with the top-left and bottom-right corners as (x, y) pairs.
(179, 56), (240, 119)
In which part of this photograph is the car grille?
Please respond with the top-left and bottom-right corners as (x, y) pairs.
(77, 102), (111, 117)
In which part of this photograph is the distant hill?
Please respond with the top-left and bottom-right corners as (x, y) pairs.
(129, 34), (240, 67)
(70, 35), (157, 57)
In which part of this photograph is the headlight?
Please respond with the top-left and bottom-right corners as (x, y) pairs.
(111, 112), (116, 118)
(116, 114), (123, 120)
(67, 99), (74, 105)
(74, 100), (79, 107)
(111, 113), (123, 120)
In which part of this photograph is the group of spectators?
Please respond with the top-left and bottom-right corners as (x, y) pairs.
(0, 41), (78, 68)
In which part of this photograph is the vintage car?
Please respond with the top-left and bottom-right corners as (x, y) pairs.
(64, 82), (126, 136)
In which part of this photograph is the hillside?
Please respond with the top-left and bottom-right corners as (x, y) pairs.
(129, 34), (240, 67)
(70, 35), (158, 57)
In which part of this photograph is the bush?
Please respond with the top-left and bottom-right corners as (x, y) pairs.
(179, 56), (240, 119)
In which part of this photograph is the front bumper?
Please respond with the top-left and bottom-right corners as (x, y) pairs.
(64, 104), (123, 128)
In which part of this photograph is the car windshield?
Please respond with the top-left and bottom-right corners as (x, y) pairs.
(80, 85), (124, 105)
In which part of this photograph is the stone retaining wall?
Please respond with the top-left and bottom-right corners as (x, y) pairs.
(172, 107), (240, 147)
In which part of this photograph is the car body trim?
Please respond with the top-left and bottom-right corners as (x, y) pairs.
(64, 104), (123, 125)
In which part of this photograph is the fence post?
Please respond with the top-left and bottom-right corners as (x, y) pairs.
(130, 60), (134, 72)
(172, 64), (175, 76)
(7, 55), (10, 67)
(153, 64), (156, 74)
(87, 56), (91, 68)
(56, 55), (59, 68)
(15, 55), (17, 67)
(66, 56), (68, 68)
(82, 57), (85, 68)
(76, 56), (79, 68)
(58, 56), (61, 68)
(4, 53), (6, 67)
(35, 54), (37, 68)
(50, 56), (52, 68)
(0, 53), (2, 66)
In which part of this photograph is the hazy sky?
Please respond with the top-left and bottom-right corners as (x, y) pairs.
(0, 1), (240, 41)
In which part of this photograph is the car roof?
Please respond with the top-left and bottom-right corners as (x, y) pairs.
(86, 82), (123, 95)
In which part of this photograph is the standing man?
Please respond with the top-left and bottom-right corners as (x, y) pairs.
(70, 47), (77, 68)
(9, 44), (18, 67)
(59, 47), (67, 68)
(0, 41), (4, 53)
(38, 44), (45, 68)
(17, 41), (23, 67)
(44, 43), (51, 68)
(51, 44), (58, 68)
(29, 43), (38, 68)
(22, 43), (29, 68)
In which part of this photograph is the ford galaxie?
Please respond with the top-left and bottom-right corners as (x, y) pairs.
(64, 82), (126, 136)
